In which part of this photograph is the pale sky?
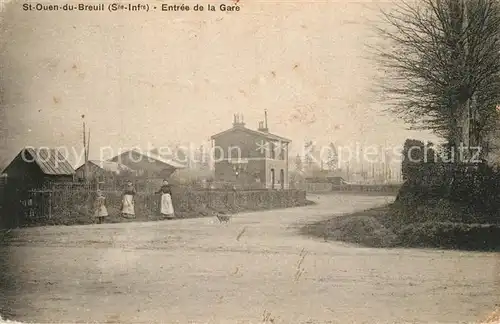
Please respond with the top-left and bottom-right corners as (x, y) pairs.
(0, 0), (437, 168)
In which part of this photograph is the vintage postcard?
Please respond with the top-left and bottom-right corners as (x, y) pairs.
(0, 0), (499, 323)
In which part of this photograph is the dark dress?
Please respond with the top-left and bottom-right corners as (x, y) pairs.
(155, 185), (172, 195)
(156, 184), (174, 216)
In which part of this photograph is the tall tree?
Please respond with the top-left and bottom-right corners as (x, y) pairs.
(303, 141), (316, 170)
(294, 154), (303, 173)
(326, 143), (339, 171)
(376, 0), (500, 158)
(198, 145), (210, 170)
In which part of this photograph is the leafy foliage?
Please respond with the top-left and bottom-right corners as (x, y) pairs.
(326, 143), (338, 171)
(401, 138), (437, 181)
(294, 154), (303, 173)
(398, 222), (500, 250)
(376, 0), (500, 155)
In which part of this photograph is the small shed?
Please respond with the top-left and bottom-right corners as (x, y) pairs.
(0, 148), (75, 227)
(2, 147), (75, 188)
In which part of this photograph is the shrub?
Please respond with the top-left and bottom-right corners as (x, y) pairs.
(329, 215), (399, 248)
(392, 193), (500, 225)
(304, 202), (500, 251)
(397, 222), (500, 250)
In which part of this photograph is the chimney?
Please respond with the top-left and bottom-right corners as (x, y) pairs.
(258, 110), (269, 132)
(233, 113), (245, 127)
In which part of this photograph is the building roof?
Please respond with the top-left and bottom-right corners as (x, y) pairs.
(210, 125), (291, 143)
(76, 160), (135, 174)
(110, 149), (186, 169)
(144, 151), (187, 169)
(3, 147), (75, 176)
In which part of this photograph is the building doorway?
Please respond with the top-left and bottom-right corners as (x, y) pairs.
(280, 169), (284, 189)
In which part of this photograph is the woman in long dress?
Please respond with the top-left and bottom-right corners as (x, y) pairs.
(155, 180), (174, 219)
(121, 181), (136, 218)
(93, 189), (108, 224)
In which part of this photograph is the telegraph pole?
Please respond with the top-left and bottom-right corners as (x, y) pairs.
(82, 114), (89, 183)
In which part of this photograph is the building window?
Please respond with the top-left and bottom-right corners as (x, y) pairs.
(228, 146), (241, 161)
(270, 142), (276, 159)
(270, 168), (275, 189)
(213, 146), (223, 161)
(279, 143), (286, 160)
(280, 169), (285, 189)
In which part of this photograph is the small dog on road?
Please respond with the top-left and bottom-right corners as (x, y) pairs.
(215, 213), (231, 223)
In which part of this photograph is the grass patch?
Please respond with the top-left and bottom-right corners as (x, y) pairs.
(301, 204), (500, 251)
(301, 205), (400, 248)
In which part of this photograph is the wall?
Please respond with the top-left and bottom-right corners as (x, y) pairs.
(293, 182), (401, 193)
(302, 182), (333, 192)
(212, 127), (267, 160)
(214, 159), (265, 186)
(3, 152), (44, 186)
(331, 184), (401, 193)
(266, 159), (288, 189)
(75, 162), (106, 181)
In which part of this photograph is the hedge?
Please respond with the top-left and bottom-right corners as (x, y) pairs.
(397, 222), (500, 251)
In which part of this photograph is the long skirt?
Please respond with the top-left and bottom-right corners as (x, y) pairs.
(94, 205), (108, 218)
(122, 194), (135, 217)
(160, 193), (174, 216)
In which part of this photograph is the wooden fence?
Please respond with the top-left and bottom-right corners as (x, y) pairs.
(0, 183), (307, 228)
(293, 182), (401, 193)
(331, 184), (401, 193)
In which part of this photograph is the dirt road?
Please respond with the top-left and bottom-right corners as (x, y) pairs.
(1, 194), (499, 324)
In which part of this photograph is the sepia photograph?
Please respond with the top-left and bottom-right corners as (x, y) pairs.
(0, 0), (499, 323)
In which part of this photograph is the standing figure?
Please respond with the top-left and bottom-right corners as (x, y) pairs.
(121, 181), (136, 218)
(156, 179), (174, 219)
(93, 189), (108, 224)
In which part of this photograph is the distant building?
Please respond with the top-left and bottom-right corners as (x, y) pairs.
(75, 160), (136, 182)
(327, 176), (346, 185)
(2, 147), (75, 188)
(108, 149), (185, 179)
(210, 112), (291, 189)
(305, 170), (346, 185)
